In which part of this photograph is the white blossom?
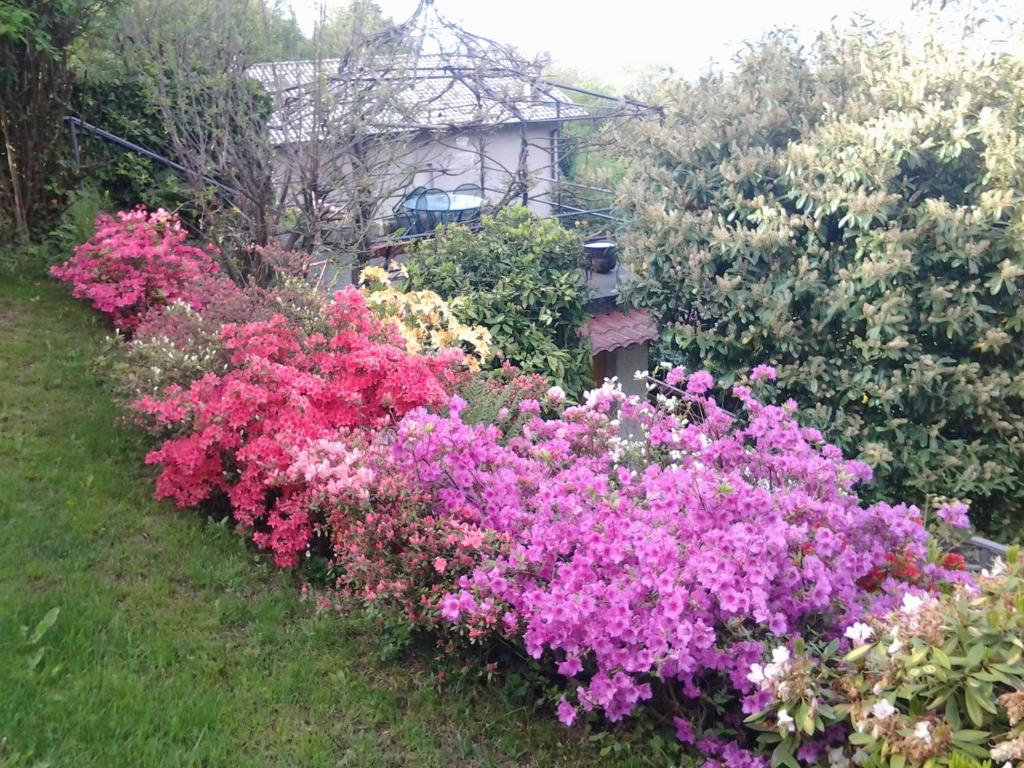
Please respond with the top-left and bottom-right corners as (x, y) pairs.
(871, 699), (897, 720)
(844, 622), (874, 645)
(901, 593), (925, 614)
(827, 746), (851, 768)
(913, 721), (933, 744)
(777, 709), (795, 732)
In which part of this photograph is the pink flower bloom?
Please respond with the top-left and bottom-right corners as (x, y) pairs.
(665, 365), (687, 386)
(936, 501), (970, 529)
(686, 370), (714, 394)
(750, 364), (777, 382)
(557, 698), (577, 726)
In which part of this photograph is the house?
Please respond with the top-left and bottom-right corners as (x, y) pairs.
(247, 8), (589, 226)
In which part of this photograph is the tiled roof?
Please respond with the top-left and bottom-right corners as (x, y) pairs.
(580, 309), (659, 354)
(248, 55), (588, 142)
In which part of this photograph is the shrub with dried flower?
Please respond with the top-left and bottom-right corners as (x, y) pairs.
(746, 548), (1023, 768)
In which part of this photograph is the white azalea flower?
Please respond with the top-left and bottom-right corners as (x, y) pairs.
(887, 627), (902, 655)
(871, 699), (897, 720)
(852, 748), (870, 766)
(777, 708), (796, 733)
(844, 622), (874, 645)
(827, 746), (851, 768)
(771, 646), (791, 665)
(901, 593), (925, 614)
(746, 664), (766, 685)
(913, 720), (932, 743)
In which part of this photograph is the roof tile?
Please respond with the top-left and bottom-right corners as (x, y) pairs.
(580, 309), (658, 354)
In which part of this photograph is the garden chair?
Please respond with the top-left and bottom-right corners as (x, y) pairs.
(412, 188), (450, 232)
(394, 186), (425, 236)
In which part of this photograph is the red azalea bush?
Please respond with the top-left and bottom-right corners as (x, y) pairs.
(50, 208), (221, 331)
(135, 288), (467, 566)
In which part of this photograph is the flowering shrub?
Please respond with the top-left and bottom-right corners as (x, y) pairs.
(114, 277), (327, 405)
(746, 548), (1023, 768)
(136, 288), (467, 566)
(357, 266), (492, 369)
(285, 432), (509, 626)
(50, 208), (221, 331)
(382, 368), (969, 742)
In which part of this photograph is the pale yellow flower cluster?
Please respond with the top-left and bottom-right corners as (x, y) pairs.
(357, 266), (491, 370)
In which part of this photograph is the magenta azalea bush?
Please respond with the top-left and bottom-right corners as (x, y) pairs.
(387, 373), (971, 737)
(49, 207), (983, 767)
(51, 207), (221, 331)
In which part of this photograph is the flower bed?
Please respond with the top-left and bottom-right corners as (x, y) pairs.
(51, 208), (1005, 768)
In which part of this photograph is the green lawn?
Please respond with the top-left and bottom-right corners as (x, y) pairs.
(0, 277), (624, 767)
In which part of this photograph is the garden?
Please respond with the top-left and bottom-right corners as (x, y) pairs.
(3, 1), (1024, 767)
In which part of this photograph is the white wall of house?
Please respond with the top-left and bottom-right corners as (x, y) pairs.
(273, 120), (560, 237)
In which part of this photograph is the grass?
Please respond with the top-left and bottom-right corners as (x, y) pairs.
(0, 276), (635, 768)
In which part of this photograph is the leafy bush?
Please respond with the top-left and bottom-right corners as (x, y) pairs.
(405, 206), (591, 395)
(747, 547), (1023, 768)
(617, 26), (1024, 537)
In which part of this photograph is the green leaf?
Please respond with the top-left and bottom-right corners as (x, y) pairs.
(28, 607), (60, 645)
(770, 739), (799, 768)
(964, 644), (985, 669)
(964, 686), (985, 727)
(843, 643), (873, 663)
(951, 729), (990, 743)
(945, 696), (962, 731)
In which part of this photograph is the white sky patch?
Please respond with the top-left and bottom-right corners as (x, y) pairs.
(288, 0), (938, 87)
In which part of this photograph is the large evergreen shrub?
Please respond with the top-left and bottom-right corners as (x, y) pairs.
(618, 26), (1024, 536)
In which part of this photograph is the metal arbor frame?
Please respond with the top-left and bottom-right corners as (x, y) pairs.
(64, 0), (658, 273)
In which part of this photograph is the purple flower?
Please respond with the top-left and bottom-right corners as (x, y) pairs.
(750, 364), (777, 382)
(673, 716), (696, 744)
(936, 501), (970, 529)
(557, 698), (577, 726)
(686, 370), (714, 394)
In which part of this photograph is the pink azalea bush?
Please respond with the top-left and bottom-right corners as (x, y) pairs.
(50, 208), (221, 331)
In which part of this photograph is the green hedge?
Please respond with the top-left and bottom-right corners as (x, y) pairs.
(618, 27), (1024, 536)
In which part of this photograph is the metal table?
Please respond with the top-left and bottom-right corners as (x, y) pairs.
(405, 193), (484, 228)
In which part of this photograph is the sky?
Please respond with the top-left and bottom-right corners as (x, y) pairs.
(290, 0), (932, 88)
